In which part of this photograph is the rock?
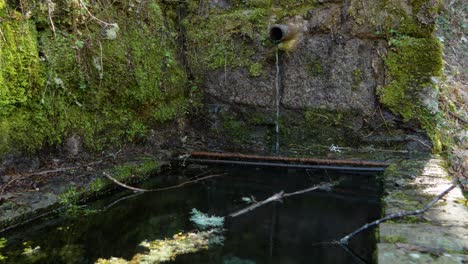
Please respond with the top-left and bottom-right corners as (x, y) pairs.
(0, 154), (40, 175)
(65, 134), (82, 156)
(307, 5), (341, 34)
(209, 0), (230, 9)
(379, 243), (466, 264)
(282, 36), (379, 114)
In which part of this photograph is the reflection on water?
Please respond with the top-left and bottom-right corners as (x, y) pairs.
(3, 166), (381, 264)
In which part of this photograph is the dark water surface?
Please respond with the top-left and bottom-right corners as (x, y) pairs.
(2, 166), (381, 264)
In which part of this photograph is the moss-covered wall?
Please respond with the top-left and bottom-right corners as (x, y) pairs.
(0, 0), (190, 155)
(183, 0), (319, 79)
(348, 0), (445, 151)
(0, 0), (447, 156)
(182, 0), (446, 154)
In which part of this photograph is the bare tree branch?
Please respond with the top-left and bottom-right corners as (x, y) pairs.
(339, 184), (456, 245)
(102, 172), (226, 193)
(229, 182), (336, 218)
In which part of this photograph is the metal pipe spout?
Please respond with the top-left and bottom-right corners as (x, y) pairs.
(269, 24), (299, 42)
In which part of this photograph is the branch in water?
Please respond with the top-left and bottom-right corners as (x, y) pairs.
(339, 184), (456, 245)
(229, 182), (336, 218)
(102, 172), (226, 193)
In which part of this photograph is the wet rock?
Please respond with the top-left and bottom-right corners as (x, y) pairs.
(406, 135), (433, 152)
(418, 84), (440, 114)
(0, 154), (40, 176)
(65, 134), (82, 156)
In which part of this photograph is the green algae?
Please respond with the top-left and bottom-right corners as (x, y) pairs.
(95, 230), (221, 264)
(381, 235), (407, 244)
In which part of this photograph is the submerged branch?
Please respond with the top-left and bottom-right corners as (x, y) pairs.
(102, 172), (226, 193)
(339, 184), (456, 245)
(229, 182), (336, 218)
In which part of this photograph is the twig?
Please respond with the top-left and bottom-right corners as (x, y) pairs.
(407, 135), (432, 150)
(447, 111), (468, 124)
(102, 172), (226, 192)
(77, 0), (114, 27)
(46, 0), (56, 38)
(230, 191), (284, 218)
(339, 184), (456, 245)
(339, 244), (369, 264)
(229, 182), (335, 218)
(102, 172), (147, 192)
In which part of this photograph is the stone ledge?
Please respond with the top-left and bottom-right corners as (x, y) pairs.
(379, 156), (468, 263)
(378, 243), (467, 264)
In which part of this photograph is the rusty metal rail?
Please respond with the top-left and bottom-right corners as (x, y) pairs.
(176, 151), (390, 173)
(189, 151), (390, 167)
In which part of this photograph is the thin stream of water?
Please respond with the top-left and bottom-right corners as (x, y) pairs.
(274, 47), (281, 155)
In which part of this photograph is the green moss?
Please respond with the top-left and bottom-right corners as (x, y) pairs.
(378, 36), (443, 152)
(59, 158), (159, 212)
(184, 8), (268, 74)
(89, 178), (106, 193)
(249, 62), (264, 77)
(348, 0), (439, 38)
(352, 69), (363, 91)
(221, 114), (249, 144)
(0, 10), (43, 106)
(184, 2), (319, 80)
(0, 0), (190, 155)
(454, 198), (468, 207)
(0, 237), (6, 262)
(111, 159), (159, 181)
(58, 186), (80, 207)
(381, 235), (407, 243)
(307, 58), (324, 77)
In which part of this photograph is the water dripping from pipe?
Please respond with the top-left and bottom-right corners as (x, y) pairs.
(274, 47), (281, 155)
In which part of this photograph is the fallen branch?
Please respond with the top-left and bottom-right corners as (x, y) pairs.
(102, 172), (226, 193)
(339, 184), (456, 245)
(229, 182), (335, 218)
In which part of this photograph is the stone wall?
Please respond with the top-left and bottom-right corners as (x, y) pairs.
(183, 0), (443, 153)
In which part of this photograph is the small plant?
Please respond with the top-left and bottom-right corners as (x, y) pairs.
(190, 209), (224, 230)
(89, 178), (106, 193)
(58, 186), (80, 206)
(249, 62), (263, 77)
